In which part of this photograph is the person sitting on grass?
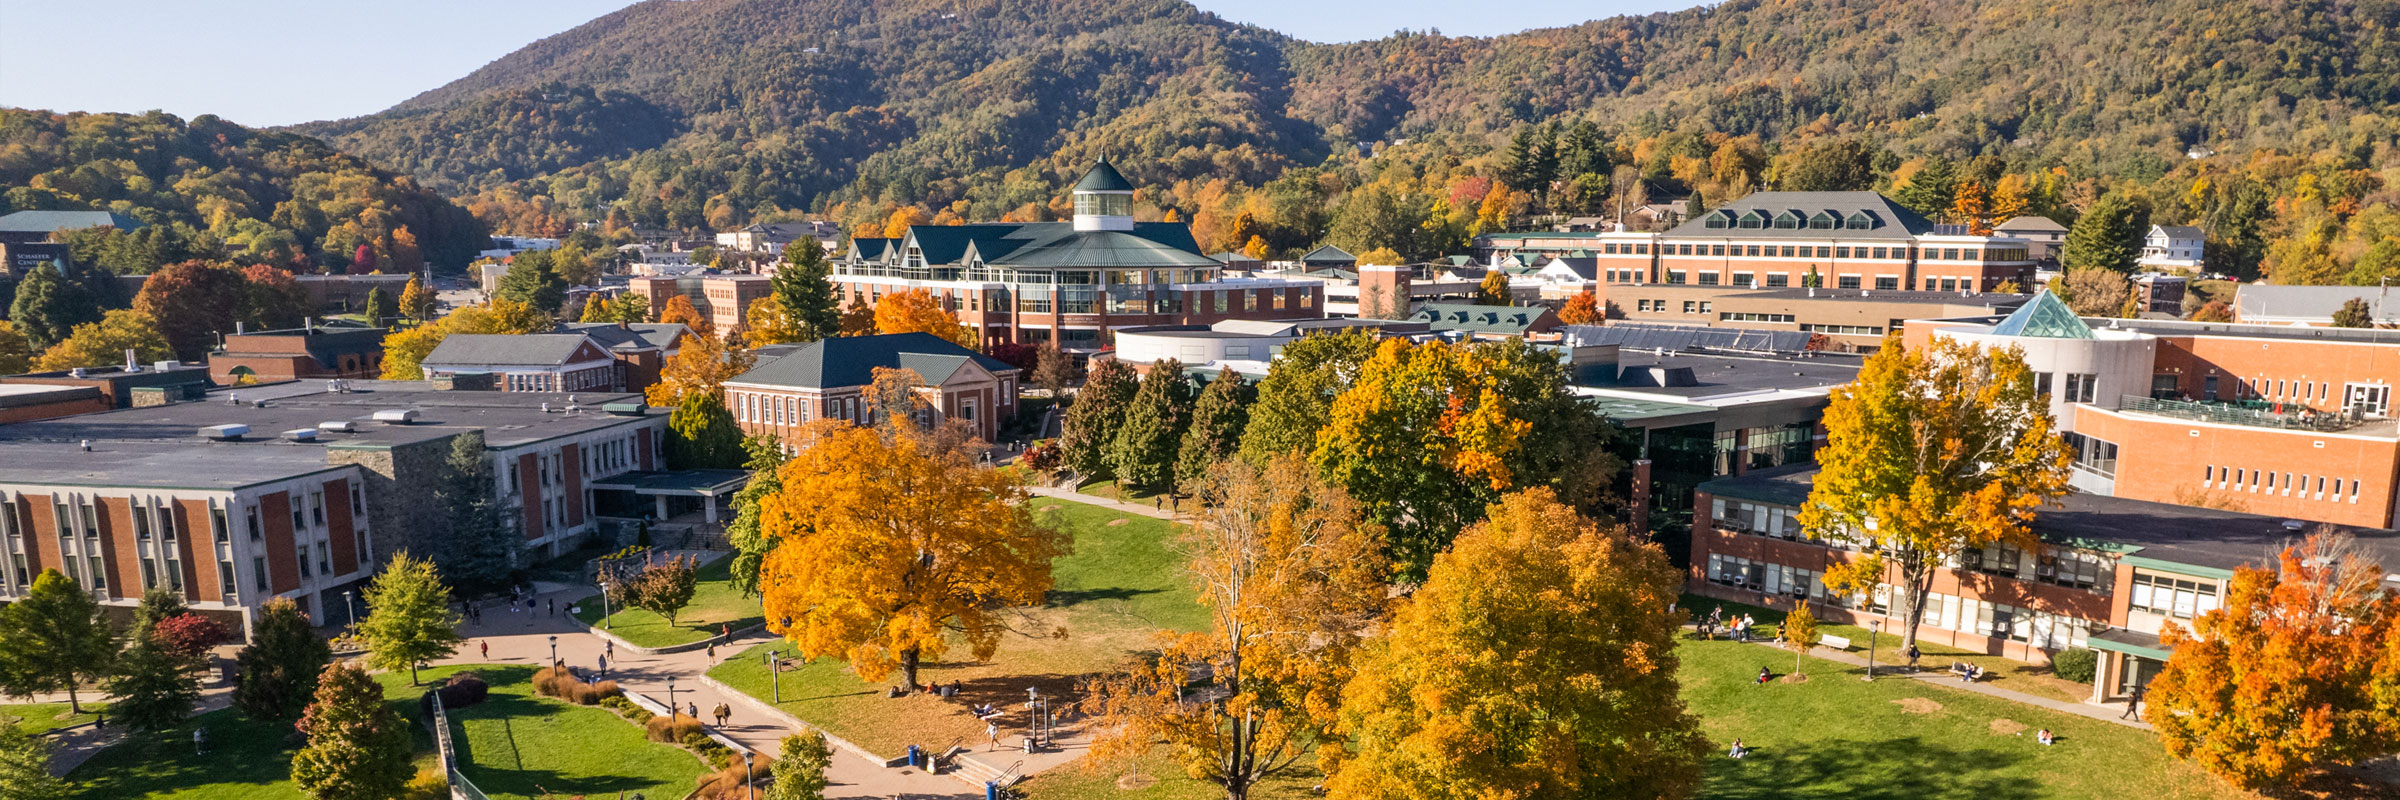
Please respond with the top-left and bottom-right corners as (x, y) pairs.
(1728, 739), (1749, 759)
(2037, 728), (2055, 746)
(1756, 666), (1772, 685)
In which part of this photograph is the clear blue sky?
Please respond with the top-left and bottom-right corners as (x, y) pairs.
(0, 0), (1687, 128)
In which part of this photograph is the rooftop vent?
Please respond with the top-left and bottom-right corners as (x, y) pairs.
(199, 424), (250, 441)
(317, 421), (358, 433)
(282, 429), (319, 442)
(601, 402), (648, 417)
(373, 409), (420, 425)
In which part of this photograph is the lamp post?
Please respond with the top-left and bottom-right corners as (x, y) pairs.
(666, 678), (679, 720)
(767, 650), (781, 703)
(342, 590), (358, 628)
(742, 750), (754, 800)
(548, 635), (558, 667)
(1865, 619), (1882, 681)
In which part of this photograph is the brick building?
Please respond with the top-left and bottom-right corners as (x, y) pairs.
(210, 325), (389, 384)
(1596, 285), (2026, 351)
(722, 333), (1021, 444)
(829, 162), (1325, 351)
(626, 275), (772, 336)
(0, 380), (669, 633)
(419, 324), (688, 395)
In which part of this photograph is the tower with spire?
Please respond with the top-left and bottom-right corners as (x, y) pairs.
(1071, 159), (1134, 232)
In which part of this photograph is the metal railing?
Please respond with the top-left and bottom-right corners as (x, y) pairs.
(429, 691), (492, 800)
(2117, 394), (2364, 432)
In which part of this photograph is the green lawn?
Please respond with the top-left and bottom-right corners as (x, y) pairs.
(1019, 751), (1319, 800)
(2, 702), (106, 735)
(1680, 593), (2094, 704)
(573, 556), (764, 648)
(708, 498), (1205, 756)
(1679, 638), (2244, 799)
(440, 665), (705, 800)
(67, 672), (439, 800)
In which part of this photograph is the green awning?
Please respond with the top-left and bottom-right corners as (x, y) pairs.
(2086, 628), (2175, 661)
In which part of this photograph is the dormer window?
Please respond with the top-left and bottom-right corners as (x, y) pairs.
(1808, 211), (1838, 229)
(1772, 211), (1802, 229)
(1703, 211), (1733, 229)
(1846, 211), (1877, 230)
(1736, 211), (1766, 229)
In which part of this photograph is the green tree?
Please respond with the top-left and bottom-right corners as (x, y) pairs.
(1891, 157), (1958, 218)
(238, 263), (313, 331)
(1059, 358), (1139, 479)
(1238, 329), (1379, 465)
(1775, 138), (1875, 192)
(1499, 123), (1559, 196)
(726, 436), (790, 596)
(1331, 489), (1708, 800)
(0, 726), (67, 800)
(356, 552), (463, 685)
(495, 250), (566, 313)
(0, 569), (115, 712)
(1803, 335), (2073, 653)
(2063, 192), (2152, 274)
(107, 631), (199, 732)
(291, 662), (414, 800)
(1109, 360), (1196, 491)
(130, 586), (189, 638)
(1176, 370), (1253, 488)
(2331, 297), (2375, 328)
(363, 286), (397, 326)
(434, 432), (519, 593)
(774, 242), (842, 341)
(34, 309), (173, 371)
(613, 293), (650, 324)
(234, 597), (332, 720)
(665, 392), (746, 469)
(7, 265), (97, 352)
(765, 729), (835, 800)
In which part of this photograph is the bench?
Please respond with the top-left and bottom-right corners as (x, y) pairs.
(1950, 661), (1978, 680)
(1818, 634), (1852, 651)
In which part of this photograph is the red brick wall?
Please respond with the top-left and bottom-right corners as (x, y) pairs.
(2075, 406), (2399, 528)
(22, 494), (58, 575)
(176, 499), (216, 600)
(2150, 335), (2400, 406)
(563, 444), (585, 527)
(519, 453), (542, 540)
(0, 395), (112, 424)
(325, 479), (358, 579)
(99, 497), (134, 599)
(260, 491), (300, 594)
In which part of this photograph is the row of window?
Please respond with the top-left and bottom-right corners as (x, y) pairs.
(1798, 323), (1884, 336)
(2129, 573), (2221, 619)
(1709, 498), (2111, 593)
(1720, 312), (1796, 323)
(2200, 466), (2363, 504)
(2063, 432), (2118, 478)
(2035, 372), (2100, 405)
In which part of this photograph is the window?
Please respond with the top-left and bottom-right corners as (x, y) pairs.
(247, 506), (262, 540)
(253, 556), (268, 592)
(1682, 301), (1699, 314)
(1697, 272), (1720, 285)
(1732, 272), (1755, 287)
(2063, 373), (2098, 404)
(1666, 270), (1686, 285)
(1710, 245), (1726, 256)
(1835, 247), (1851, 258)
(1836, 275), (1861, 289)
(2130, 573), (2220, 619)
(1799, 323), (1884, 336)
(1765, 273), (1790, 288)
(1721, 312), (1796, 323)
(2061, 432), (2118, 477)
(1871, 247), (1888, 259)
(1875, 277), (1899, 290)
(134, 503), (152, 539)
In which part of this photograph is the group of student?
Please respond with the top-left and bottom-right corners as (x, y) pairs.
(1701, 606), (1759, 641)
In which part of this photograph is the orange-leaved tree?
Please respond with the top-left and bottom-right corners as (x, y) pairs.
(1558, 292), (1601, 325)
(2147, 532), (2400, 791)
(756, 420), (1068, 689)
(871, 288), (976, 349)
(1329, 489), (1707, 800)
(645, 328), (755, 407)
(1086, 454), (1388, 800)
(1803, 334), (2071, 654)
(658, 294), (712, 338)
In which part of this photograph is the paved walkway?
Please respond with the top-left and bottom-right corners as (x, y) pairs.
(445, 584), (982, 799)
(1709, 630), (2154, 730)
(1023, 484), (1180, 521)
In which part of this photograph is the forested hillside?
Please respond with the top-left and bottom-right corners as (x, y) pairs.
(0, 110), (489, 272)
(291, 0), (2400, 282)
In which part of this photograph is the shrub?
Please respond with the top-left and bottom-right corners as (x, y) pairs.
(2050, 647), (2098, 684)
(692, 757), (772, 800)
(570, 680), (622, 705)
(646, 712), (702, 743)
(532, 666), (575, 698)
(420, 671), (490, 717)
(401, 768), (449, 800)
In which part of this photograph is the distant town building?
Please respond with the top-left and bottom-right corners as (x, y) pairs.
(1994, 215), (2069, 262)
(2131, 273), (2187, 315)
(716, 221), (840, 256)
(211, 325), (390, 385)
(1599, 285), (2027, 352)
(626, 274), (771, 334)
(723, 333), (1020, 443)
(2138, 225), (2206, 271)
(2232, 284), (2400, 327)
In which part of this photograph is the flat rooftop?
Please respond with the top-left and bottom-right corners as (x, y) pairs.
(0, 380), (655, 490)
(1702, 464), (2400, 574)
(1601, 351), (1864, 400)
(1732, 287), (2028, 307)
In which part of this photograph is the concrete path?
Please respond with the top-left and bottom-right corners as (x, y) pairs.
(1023, 484), (1180, 521)
(1709, 630), (2155, 730)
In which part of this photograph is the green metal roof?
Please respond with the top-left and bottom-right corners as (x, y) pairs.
(901, 222), (1214, 269)
(1072, 160), (1133, 193)
(1988, 290), (2095, 339)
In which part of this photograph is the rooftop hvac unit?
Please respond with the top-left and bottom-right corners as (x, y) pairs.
(199, 424), (250, 441)
(373, 409), (420, 424)
(282, 429), (319, 442)
(317, 421), (358, 433)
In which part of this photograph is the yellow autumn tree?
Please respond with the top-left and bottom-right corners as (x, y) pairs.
(645, 331), (755, 407)
(881, 206), (933, 239)
(744, 294), (801, 345)
(756, 420), (1070, 689)
(1802, 334), (2072, 653)
(1329, 489), (1708, 800)
(1477, 270), (1512, 305)
(1558, 292), (1601, 324)
(658, 294), (712, 339)
(871, 288), (976, 349)
(1086, 455), (1389, 800)
(1241, 235), (1270, 261)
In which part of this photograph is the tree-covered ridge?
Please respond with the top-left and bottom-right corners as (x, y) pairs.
(300, 84), (679, 191)
(0, 110), (489, 272)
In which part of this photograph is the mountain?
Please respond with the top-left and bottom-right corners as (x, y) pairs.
(291, 0), (2400, 280)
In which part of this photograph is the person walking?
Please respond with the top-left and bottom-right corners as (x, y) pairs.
(713, 703), (730, 727)
(479, 641), (489, 660)
(1905, 644), (1921, 671)
(987, 721), (1000, 752)
(706, 642), (717, 663)
(606, 640), (615, 660)
(596, 654), (608, 678)
(547, 598), (555, 617)
(2122, 684), (2144, 720)
(687, 701), (701, 721)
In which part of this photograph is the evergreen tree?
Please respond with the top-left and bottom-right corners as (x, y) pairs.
(434, 432), (519, 593)
(1059, 358), (1139, 479)
(234, 597), (332, 720)
(131, 586), (189, 638)
(1109, 360), (1196, 491)
(107, 632), (199, 731)
(613, 293), (650, 324)
(2332, 297), (2375, 328)
(356, 552), (463, 685)
(1175, 370), (1253, 488)
(1554, 120), (1611, 182)
(7, 265), (96, 352)
(0, 322), (30, 375)
(0, 569), (115, 712)
(774, 242), (842, 341)
(2063, 192), (2152, 274)
(725, 436), (790, 596)
(495, 250), (567, 313)
(0, 726), (67, 800)
(1499, 124), (1559, 196)
(291, 663), (413, 800)
(362, 286), (397, 326)
(665, 392), (746, 469)
(1892, 157), (1959, 218)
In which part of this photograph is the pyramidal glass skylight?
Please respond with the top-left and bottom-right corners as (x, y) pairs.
(1988, 290), (2094, 339)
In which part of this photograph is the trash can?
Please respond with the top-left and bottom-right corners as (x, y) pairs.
(907, 744), (921, 767)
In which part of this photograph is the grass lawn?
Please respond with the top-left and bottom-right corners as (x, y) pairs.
(2, 702), (106, 735)
(1070, 476), (1191, 511)
(1018, 751), (1319, 800)
(439, 664), (705, 800)
(67, 672), (440, 800)
(1681, 593), (2094, 704)
(573, 555), (764, 648)
(708, 498), (1205, 756)
(1679, 638), (2245, 799)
